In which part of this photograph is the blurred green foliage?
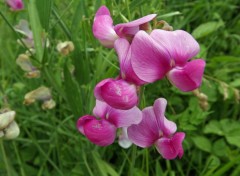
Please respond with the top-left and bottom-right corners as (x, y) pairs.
(0, 0), (240, 175)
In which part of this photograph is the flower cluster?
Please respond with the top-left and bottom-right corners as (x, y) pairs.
(77, 6), (206, 160)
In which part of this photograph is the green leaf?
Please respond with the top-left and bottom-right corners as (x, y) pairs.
(213, 139), (228, 157)
(36, 0), (53, 31)
(204, 120), (224, 136)
(225, 129), (240, 148)
(28, 0), (44, 62)
(192, 136), (212, 152)
(63, 65), (83, 117)
(192, 21), (224, 39)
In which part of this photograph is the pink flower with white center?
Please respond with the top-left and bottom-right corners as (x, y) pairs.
(128, 98), (185, 160)
(6, 0), (24, 11)
(94, 78), (138, 110)
(77, 100), (142, 146)
(93, 6), (156, 48)
(131, 30), (206, 92)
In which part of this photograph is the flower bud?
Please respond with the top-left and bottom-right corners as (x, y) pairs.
(0, 111), (16, 130)
(56, 41), (74, 56)
(4, 121), (20, 139)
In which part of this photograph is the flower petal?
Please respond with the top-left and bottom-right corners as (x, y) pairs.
(77, 115), (96, 135)
(155, 132), (185, 160)
(114, 38), (146, 85)
(83, 118), (117, 146)
(118, 127), (132, 149)
(131, 31), (171, 83)
(107, 106), (142, 128)
(94, 78), (114, 101)
(92, 100), (110, 119)
(153, 98), (177, 136)
(93, 7), (118, 48)
(6, 0), (24, 11)
(150, 30), (200, 66)
(114, 14), (156, 37)
(95, 6), (111, 17)
(128, 107), (160, 147)
(98, 79), (138, 110)
(167, 59), (206, 92)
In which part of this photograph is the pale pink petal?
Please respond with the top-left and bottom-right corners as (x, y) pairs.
(107, 106), (142, 128)
(93, 7), (118, 48)
(114, 14), (157, 37)
(95, 6), (110, 17)
(93, 100), (109, 119)
(77, 115), (97, 135)
(114, 38), (146, 85)
(94, 78), (114, 101)
(155, 132), (185, 160)
(6, 0), (24, 11)
(128, 107), (160, 147)
(14, 20), (33, 38)
(153, 98), (177, 136)
(100, 79), (138, 110)
(131, 31), (171, 83)
(83, 118), (117, 146)
(151, 29), (200, 66)
(118, 127), (132, 149)
(167, 59), (206, 92)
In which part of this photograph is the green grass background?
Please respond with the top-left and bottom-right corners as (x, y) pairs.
(0, 0), (240, 175)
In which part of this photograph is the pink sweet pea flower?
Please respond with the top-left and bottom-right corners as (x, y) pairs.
(93, 5), (156, 48)
(114, 38), (146, 85)
(6, 0), (24, 11)
(131, 30), (206, 92)
(128, 98), (185, 160)
(94, 78), (138, 110)
(77, 100), (142, 146)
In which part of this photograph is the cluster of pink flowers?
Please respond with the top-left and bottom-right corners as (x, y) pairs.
(77, 6), (206, 160)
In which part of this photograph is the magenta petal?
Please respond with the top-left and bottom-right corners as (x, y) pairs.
(114, 39), (146, 85)
(151, 30), (200, 66)
(155, 132), (185, 160)
(77, 115), (97, 135)
(107, 106), (142, 128)
(153, 98), (177, 136)
(94, 78), (114, 101)
(93, 15), (118, 48)
(114, 14), (156, 37)
(131, 31), (171, 83)
(167, 59), (206, 92)
(7, 0), (24, 11)
(95, 6), (111, 17)
(128, 107), (160, 147)
(83, 118), (117, 146)
(100, 79), (138, 110)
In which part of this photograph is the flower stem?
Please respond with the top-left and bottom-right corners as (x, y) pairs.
(130, 145), (137, 176)
(0, 140), (11, 176)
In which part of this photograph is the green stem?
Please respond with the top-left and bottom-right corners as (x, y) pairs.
(130, 145), (137, 176)
(13, 142), (26, 176)
(0, 140), (11, 176)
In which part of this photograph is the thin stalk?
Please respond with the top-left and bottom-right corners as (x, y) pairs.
(0, 140), (11, 176)
(13, 142), (26, 176)
(130, 145), (137, 176)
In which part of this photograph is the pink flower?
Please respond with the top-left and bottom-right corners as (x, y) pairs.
(94, 78), (138, 110)
(77, 100), (142, 146)
(93, 6), (156, 48)
(131, 30), (206, 91)
(128, 98), (185, 160)
(114, 38), (146, 85)
(6, 0), (24, 11)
